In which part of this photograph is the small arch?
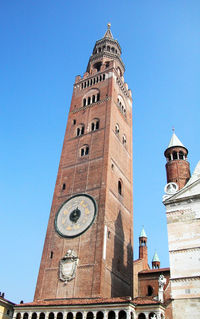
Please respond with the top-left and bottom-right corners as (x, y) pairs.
(92, 95), (95, 103)
(138, 314), (146, 319)
(149, 313), (156, 319)
(130, 313), (134, 319)
(119, 311), (126, 319)
(76, 124), (84, 136)
(111, 47), (115, 53)
(96, 312), (103, 319)
(39, 313), (45, 319)
(96, 93), (100, 101)
(108, 312), (115, 319)
(76, 313), (82, 319)
(16, 314), (21, 319)
(23, 314), (28, 319)
(115, 123), (120, 134)
(179, 151), (184, 159)
(67, 314), (73, 319)
(83, 98), (86, 107)
(122, 135), (127, 146)
(94, 62), (102, 72)
(86, 313), (93, 319)
(88, 96), (91, 105)
(147, 285), (153, 296)
(87, 80), (89, 87)
(57, 314), (63, 319)
(118, 179), (122, 196)
(99, 75), (102, 81)
(90, 79), (93, 85)
(49, 314), (54, 319)
(91, 119), (100, 131)
(84, 82), (86, 88)
(103, 74), (106, 80)
(80, 145), (89, 157)
(93, 78), (96, 84)
(173, 151), (178, 160)
(50, 251), (53, 259)
(62, 183), (66, 190)
(81, 83), (83, 89)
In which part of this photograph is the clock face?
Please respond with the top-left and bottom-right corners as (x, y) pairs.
(55, 194), (97, 238)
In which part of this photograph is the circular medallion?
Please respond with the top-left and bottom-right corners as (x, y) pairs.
(164, 182), (179, 195)
(55, 194), (97, 238)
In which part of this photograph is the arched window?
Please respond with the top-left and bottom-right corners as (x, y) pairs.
(39, 313), (45, 319)
(88, 96), (91, 105)
(57, 314), (63, 319)
(118, 180), (122, 196)
(23, 314), (28, 319)
(92, 95), (95, 103)
(179, 151), (184, 159)
(67, 313), (73, 319)
(119, 311), (126, 319)
(97, 93), (100, 101)
(147, 285), (153, 296)
(115, 123), (120, 134)
(16, 313), (21, 319)
(32, 313), (37, 319)
(96, 312), (103, 319)
(111, 47), (115, 53)
(138, 314), (146, 319)
(86, 313), (93, 319)
(49, 314), (54, 319)
(76, 124), (84, 136)
(91, 119), (100, 131)
(108, 312), (115, 319)
(173, 151), (178, 160)
(80, 145), (89, 157)
(83, 98), (86, 106)
(76, 313), (82, 319)
(122, 135), (126, 146)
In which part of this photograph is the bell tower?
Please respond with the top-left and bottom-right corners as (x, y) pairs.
(34, 24), (133, 301)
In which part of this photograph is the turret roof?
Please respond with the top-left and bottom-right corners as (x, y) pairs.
(152, 251), (160, 262)
(167, 131), (186, 149)
(140, 227), (147, 238)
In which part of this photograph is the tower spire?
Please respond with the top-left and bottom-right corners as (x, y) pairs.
(104, 23), (113, 39)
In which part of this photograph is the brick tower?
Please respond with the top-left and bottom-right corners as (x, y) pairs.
(164, 130), (190, 190)
(34, 24), (133, 301)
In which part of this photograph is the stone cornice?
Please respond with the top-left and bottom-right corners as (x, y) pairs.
(169, 247), (200, 254)
(171, 276), (200, 282)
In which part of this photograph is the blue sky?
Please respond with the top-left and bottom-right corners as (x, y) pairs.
(1, 1), (200, 303)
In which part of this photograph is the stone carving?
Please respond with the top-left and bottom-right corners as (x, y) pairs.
(59, 250), (79, 282)
(158, 274), (167, 303)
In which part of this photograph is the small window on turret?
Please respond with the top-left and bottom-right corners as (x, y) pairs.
(179, 151), (184, 159)
(94, 62), (102, 72)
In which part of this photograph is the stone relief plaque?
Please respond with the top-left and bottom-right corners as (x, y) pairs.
(59, 250), (79, 282)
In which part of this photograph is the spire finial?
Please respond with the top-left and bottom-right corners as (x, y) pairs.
(107, 22), (111, 29)
(172, 127), (175, 133)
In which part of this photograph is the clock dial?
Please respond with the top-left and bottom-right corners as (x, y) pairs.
(55, 194), (97, 238)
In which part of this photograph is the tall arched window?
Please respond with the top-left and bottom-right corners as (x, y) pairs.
(119, 311), (126, 319)
(80, 145), (89, 157)
(23, 314), (28, 319)
(57, 313), (63, 319)
(16, 313), (21, 319)
(138, 314), (146, 319)
(108, 312), (115, 319)
(32, 313), (37, 319)
(91, 119), (100, 131)
(118, 179), (122, 196)
(76, 124), (84, 136)
(49, 313), (54, 319)
(67, 313), (73, 319)
(86, 313), (93, 319)
(96, 312), (103, 319)
(115, 123), (120, 134)
(76, 313), (82, 319)
(39, 313), (45, 319)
